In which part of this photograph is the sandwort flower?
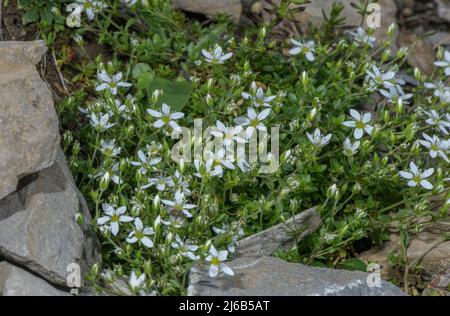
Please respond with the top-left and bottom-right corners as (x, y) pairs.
(205, 245), (234, 277)
(399, 162), (434, 190)
(97, 204), (134, 236)
(289, 39), (315, 62)
(343, 109), (374, 139)
(96, 71), (131, 95)
(202, 45), (233, 64)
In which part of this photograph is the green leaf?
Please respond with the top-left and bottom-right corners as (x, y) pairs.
(340, 258), (367, 272)
(148, 77), (192, 112)
(23, 8), (39, 24)
(132, 63), (153, 80)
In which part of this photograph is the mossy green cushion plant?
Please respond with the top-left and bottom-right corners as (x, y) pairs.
(18, 0), (450, 295)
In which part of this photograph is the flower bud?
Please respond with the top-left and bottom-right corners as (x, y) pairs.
(387, 23), (396, 37)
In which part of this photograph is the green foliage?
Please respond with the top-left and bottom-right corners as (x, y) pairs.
(19, 0), (450, 295)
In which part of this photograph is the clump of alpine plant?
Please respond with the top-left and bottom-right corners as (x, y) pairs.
(53, 1), (449, 296)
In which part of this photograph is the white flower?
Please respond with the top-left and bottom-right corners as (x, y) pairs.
(241, 82), (276, 108)
(365, 65), (396, 91)
(141, 175), (174, 191)
(130, 149), (162, 174)
(343, 137), (360, 156)
(424, 110), (450, 135)
(343, 109), (374, 139)
(346, 27), (376, 47)
(100, 139), (121, 157)
(211, 121), (246, 147)
(77, 0), (106, 21)
(161, 215), (186, 228)
(204, 149), (236, 173)
(162, 190), (196, 218)
(434, 50), (450, 76)
(194, 159), (223, 178)
(205, 245), (234, 277)
(129, 271), (145, 292)
(96, 71), (131, 95)
(419, 133), (450, 162)
(399, 162), (434, 190)
(306, 128), (332, 147)
(234, 107), (271, 138)
(147, 103), (184, 132)
(379, 86), (412, 104)
(424, 81), (450, 99)
(97, 204), (134, 236)
(171, 235), (199, 260)
(126, 218), (154, 248)
(202, 45), (233, 64)
(121, 0), (138, 7)
(90, 112), (115, 131)
(289, 39), (315, 62)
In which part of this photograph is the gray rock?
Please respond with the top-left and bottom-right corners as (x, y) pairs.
(0, 262), (69, 296)
(236, 207), (321, 258)
(188, 257), (406, 296)
(359, 219), (450, 280)
(0, 149), (101, 287)
(171, 0), (242, 22)
(436, 0), (450, 23)
(0, 41), (60, 200)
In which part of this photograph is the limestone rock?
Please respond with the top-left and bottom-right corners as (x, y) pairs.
(359, 220), (450, 280)
(436, 0), (450, 23)
(171, 0), (243, 22)
(0, 149), (101, 287)
(188, 257), (405, 296)
(0, 41), (60, 200)
(0, 262), (69, 296)
(236, 207), (321, 258)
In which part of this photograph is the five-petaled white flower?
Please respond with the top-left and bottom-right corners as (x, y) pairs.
(434, 50), (450, 76)
(77, 0), (106, 21)
(131, 149), (162, 174)
(424, 81), (450, 99)
(204, 149), (236, 173)
(379, 86), (412, 104)
(242, 81), (276, 108)
(97, 204), (134, 236)
(141, 175), (174, 191)
(346, 27), (376, 47)
(399, 162), (434, 190)
(90, 112), (115, 131)
(171, 235), (199, 260)
(126, 218), (154, 248)
(100, 139), (121, 157)
(289, 39), (315, 62)
(306, 128), (332, 148)
(419, 133), (450, 162)
(194, 159), (223, 178)
(202, 45), (233, 64)
(424, 110), (450, 135)
(234, 107), (271, 138)
(147, 103), (184, 132)
(211, 121), (246, 147)
(365, 65), (396, 91)
(129, 271), (145, 292)
(205, 245), (234, 277)
(343, 109), (374, 139)
(162, 190), (196, 218)
(96, 71), (131, 95)
(343, 137), (360, 156)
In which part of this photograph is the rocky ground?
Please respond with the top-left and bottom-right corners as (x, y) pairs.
(0, 0), (448, 296)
